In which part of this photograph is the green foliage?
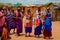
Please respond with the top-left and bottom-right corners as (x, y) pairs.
(14, 2), (22, 6)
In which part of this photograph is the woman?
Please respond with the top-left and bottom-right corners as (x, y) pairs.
(15, 9), (23, 36)
(12, 10), (16, 34)
(6, 9), (13, 32)
(25, 10), (32, 37)
(43, 11), (52, 39)
(1, 23), (8, 40)
(6, 9), (13, 39)
(0, 9), (5, 37)
(34, 15), (42, 37)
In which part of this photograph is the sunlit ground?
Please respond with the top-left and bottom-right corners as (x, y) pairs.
(0, 19), (60, 40)
(8, 21), (60, 40)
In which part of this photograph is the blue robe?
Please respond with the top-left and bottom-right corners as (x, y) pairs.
(43, 18), (52, 37)
(34, 20), (42, 35)
(44, 18), (52, 31)
(46, 13), (51, 18)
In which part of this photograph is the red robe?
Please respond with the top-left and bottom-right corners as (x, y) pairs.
(2, 27), (8, 40)
(35, 19), (40, 27)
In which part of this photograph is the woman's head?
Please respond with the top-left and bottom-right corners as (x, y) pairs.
(3, 22), (7, 28)
(47, 8), (50, 13)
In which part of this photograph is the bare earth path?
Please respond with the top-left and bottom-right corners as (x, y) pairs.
(10, 21), (60, 40)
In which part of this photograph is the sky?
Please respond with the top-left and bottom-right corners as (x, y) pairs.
(0, 0), (60, 5)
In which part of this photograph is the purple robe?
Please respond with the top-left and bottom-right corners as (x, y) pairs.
(0, 11), (5, 36)
(16, 12), (22, 34)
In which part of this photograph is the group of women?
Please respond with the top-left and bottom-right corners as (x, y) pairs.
(0, 7), (52, 40)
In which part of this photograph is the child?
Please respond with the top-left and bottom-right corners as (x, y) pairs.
(43, 12), (52, 39)
(1, 23), (8, 40)
(34, 15), (42, 37)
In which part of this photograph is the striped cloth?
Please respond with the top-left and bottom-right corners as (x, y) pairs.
(7, 12), (13, 29)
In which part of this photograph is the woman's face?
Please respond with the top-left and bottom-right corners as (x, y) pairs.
(3, 10), (7, 16)
(4, 23), (7, 27)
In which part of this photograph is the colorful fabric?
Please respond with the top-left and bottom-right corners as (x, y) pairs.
(0, 26), (2, 37)
(16, 19), (22, 34)
(44, 18), (52, 30)
(2, 27), (8, 40)
(0, 26), (3, 32)
(25, 27), (32, 33)
(16, 12), (22, 34)
(0, 12), (5, 26)
(34, 20), (42, 35)
(7, 12), (13, 30)
(0, 11), (5, 35)
(46, 13), (51, 17)
(25, 18), (32, 27)
(43, 30), (52, 37)
(35, 19), (40, 27)
(12, 18), (16, 29)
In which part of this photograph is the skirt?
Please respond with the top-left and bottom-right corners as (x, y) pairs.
(12, 20), (16, 29)
(43, 30), (52, 37)
(0, 31), (2, 37)
(0, 27), (3, 37)
(25, 27), (32, 33)
(16, 20), (22, 34)
(34, 26), (42, 35)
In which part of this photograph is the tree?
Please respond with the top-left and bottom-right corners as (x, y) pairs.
(14, 2), (22, 7)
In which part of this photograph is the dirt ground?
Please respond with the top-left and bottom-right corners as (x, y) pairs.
(0, 20), (60, 40)
(9, 21), (60, 40)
